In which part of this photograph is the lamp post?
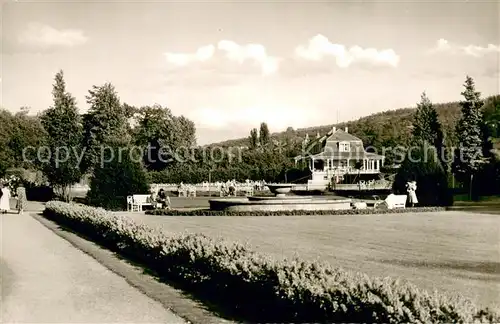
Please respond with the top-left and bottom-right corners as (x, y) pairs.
(208, 170), (212, 196)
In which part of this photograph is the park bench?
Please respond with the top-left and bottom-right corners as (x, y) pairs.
(127, 194), (153, 212)
(178, 186), (197, 198)
(374, 194), (407, 209)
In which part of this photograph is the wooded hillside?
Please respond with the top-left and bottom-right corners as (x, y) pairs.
(209, 97), (500, 150)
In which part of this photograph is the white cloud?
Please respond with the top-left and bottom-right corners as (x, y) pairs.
(18, 22), (88, 48)
(295, 34), (400, 68)
(429, 38), (500, 57)
(217, 40), (279, 75)
(164, 40), (279, 75)
(164, 44), (215, 66)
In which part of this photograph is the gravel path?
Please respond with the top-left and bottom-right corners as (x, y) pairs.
(0, 213), (186, 323)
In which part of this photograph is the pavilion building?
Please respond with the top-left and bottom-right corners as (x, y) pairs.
(294, 126), (385, 190)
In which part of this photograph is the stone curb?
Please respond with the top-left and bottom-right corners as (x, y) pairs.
(32, 213), (234, 324)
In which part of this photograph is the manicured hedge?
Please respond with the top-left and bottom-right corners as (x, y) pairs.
(146, 206), (446, 216)
(43, 201), (499, 323)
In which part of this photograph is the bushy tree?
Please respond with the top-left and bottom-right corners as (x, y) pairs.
(87, 146), (150, 210)
(482, 95), (500, 139)
(40, 70), (83, 201)
(474, 96), (500, 195)
(452, 76), (487, 198)
(482, 96), (500, 158)
(133, 105), (196, 170)
(393, 145), (452, 206)
(0, 108), (47, 171)
(0, 110), (14, 176)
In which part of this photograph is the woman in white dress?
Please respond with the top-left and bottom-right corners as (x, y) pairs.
(0, 182), (11, 213)
(406, 180), (418, 207)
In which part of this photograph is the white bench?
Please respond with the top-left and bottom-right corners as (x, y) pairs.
(374, 194), (407, 209)
(127, 194), (153, 212)
(178, 187), (196, 197)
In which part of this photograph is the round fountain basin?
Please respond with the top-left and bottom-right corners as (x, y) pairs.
(209, 196), (352, 212)
(248, 195), (313, 202)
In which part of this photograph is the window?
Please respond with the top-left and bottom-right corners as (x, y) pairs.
(339, 142), (350, 152)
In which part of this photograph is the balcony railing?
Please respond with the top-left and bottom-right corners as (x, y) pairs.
(312, 167), (380, 174)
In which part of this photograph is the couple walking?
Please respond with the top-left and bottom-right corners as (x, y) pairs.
(0, 182), (27, 214)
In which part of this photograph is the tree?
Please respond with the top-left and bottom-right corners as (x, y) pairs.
(81, 83), (130, 173)
(412, 92), (446, 168)
(86, 146), (150, 210)
(259, 122), (270, 147)
(394, 145), (452, 206)
(482, 95), (500, 156)
(249, 128), (259, 149)
(40, 70), (83, 201)
(483, 96), (500, 136)
(452, 76), (487, 199)
(133, 105), (196, 171)
(173, 115), (197, 148)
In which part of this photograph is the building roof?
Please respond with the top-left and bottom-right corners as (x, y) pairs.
(297, 127), (385, 160)
(311, 151), (385, 160)
(325, 129), (362, 142)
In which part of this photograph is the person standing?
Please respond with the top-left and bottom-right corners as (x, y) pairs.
(16, 184), (27, 214)
(0, 182), (11, 213)
(406, 180), (418, 207)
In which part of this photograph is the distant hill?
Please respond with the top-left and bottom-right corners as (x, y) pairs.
(207, 95), (500, 150)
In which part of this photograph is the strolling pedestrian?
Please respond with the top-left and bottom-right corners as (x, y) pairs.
(0, 181), (11, 213)
(16, 184), (27, 214)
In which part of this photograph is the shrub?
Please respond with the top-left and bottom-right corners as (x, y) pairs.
(473, 157), (500, 196)
(43, 201), (499, 323)
(146, 207), (446, 217)
(24, 182), (54, 202)
(86, 146), (150, 210)
(394, 145), (453, 206)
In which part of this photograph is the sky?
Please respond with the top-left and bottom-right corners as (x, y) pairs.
(1, 0), (499, 145)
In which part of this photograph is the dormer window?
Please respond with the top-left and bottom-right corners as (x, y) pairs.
(339, 141), (350, 152)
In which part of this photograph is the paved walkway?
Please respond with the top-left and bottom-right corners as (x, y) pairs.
(1, 212), (185, 323)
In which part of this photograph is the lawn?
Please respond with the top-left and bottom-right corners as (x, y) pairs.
(125, 209), (500, 310)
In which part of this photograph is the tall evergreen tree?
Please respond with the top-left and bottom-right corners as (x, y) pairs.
(412, 93), (444, 147)
(40, 70), (83, 201)
(412, 92), (447, 170)
(249, 128), (259, 149)
(452, 76), (487, 198)
(259, 122), (270, 147)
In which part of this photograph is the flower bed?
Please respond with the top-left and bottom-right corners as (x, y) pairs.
(43, 201), (499, 323)
(146, 206), (446, 216)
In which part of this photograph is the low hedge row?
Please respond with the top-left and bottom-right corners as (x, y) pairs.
(43, 201), (498, 323)
(146, 206), (446, 216)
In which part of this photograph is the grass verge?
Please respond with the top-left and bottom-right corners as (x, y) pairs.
(146, 206), (446, 216)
